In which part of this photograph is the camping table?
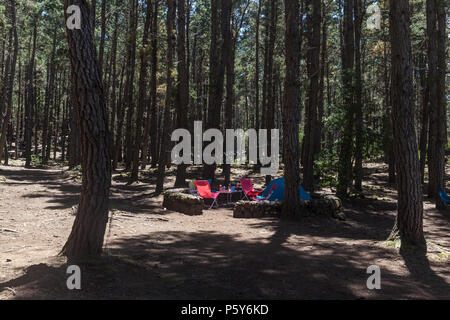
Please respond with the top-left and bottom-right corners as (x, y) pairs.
(218, 190), (243, 205)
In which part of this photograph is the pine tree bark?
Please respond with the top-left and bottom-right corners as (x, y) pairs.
(141, 0), (160, 170)
(68, 72), (82, 169)
(353, 0), (363, 191)
(303, 0), (320, 192)
(42, 27), (57, 165)
(222, 0), (233, 187)
(108, 10), (119, 159)
(317, 1), (327, 155)
(282, 0), (302, 218)
(336, 0), (354, 198)
(432, 0), (447, 209)
(156, 0), (176, 194)
(131, 0), (153, 182)
(254, 0), (262, 130)
(418, 54), (429, 184)
(174, 0), (190, 187)
(203, 0), (226, 181)
(98, 0), (106, 76)
(388, 0), (425, 249)
(24, 20), (37, 169)
(124, 0), (138, 170)
(0, 0), (18, 163)
(426, 0), (440, 202)
(61, 0), (112, 259)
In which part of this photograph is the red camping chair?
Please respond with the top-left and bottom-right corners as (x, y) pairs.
(194, 180), (221, 209)
(240, 178), (262, 201)
(255, 184), (277, 201)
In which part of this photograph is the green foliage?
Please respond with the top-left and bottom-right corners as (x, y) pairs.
(315, 151), (338, 189)
(31, 154), (43, 165)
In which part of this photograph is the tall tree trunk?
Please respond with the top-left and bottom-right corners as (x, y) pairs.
(418, 54), (429, 184)
(24, 20), (37, 169)
(437, 0), (447, 146)
(282, 0), (302, 218)
(353, 0), (363, 191)
(426, 0), (445, 209)
(15, 60), (22, 160)
(156, 0), (176, 194)
(317, 1), (327, 155)
(303, 0), (320, 192)
(62, 0), (112, 259)
(0, 0), (18, 163)
(124, 0), (138, 170)
(108, 10), (119, 159)
(336, 0), (355, 198)
(203, 0), (226, 181)
(68, 73), (82, 169)
(264, 0), (278, 185)
(382, 42), (396, 184)
(433, 0), (447, 208)
(387, 0), (425, 249)
(254, 0), (262, 130)
(98, 0), (107, 76)
(174, 0), (190, 187)
(142, 0), (160, 169)
(113, 1), (137, 170)
(42, 27), (57, 164)
(131, 0), (153, 182)
(222, 0), (233, 187)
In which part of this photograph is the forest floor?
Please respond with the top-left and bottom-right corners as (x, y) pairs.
(0, 160), (449, 300)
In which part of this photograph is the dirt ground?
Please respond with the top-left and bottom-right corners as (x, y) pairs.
(0, 160), (449, 300)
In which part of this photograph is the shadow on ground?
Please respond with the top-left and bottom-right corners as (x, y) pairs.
(2, 228), (449, 299)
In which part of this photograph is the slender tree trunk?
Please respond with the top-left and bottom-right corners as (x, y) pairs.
(317, 1), (327, 155)
(303, 0), (320, 192)
(15, 60), (22, 160)
(98, 0), (106, 76)
(254, 0), (262, 130)
(282, 0), (302, 218)
(353, 0), (363, 191)
(264, 0), (278, 185)
(24, 20), (37, 168)
(222, 0), (233, 187)
(108, 11), (119, 159)
(42, 27), (57, 165)
(131, 0), (153, 182)
(113, 1), (137, 170)
(142, 0), (160, 169)
(124, 0), (138, 170)
(174, 0), (190, 187)
(156, 0), (176, 194)
(203, 0), (226, 181)
(432, 0), (447, 208)
(418, 54), (429, 184)
(0, 0), (18, 163)
(336, 0), (355, 198)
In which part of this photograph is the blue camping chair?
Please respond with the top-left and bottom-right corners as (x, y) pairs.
(438, 188), (450, 204)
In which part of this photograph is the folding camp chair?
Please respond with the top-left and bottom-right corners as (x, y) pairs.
(240, 178), (262, 201)
(194, 180), (221, 209)
(438, 188), (450, 204)
(255, 184), (277, 201)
